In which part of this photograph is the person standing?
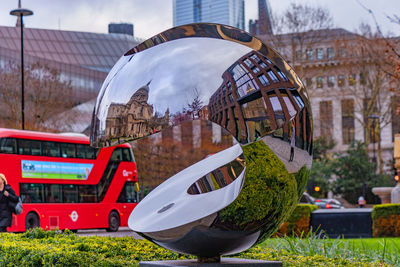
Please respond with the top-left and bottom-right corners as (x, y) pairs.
(0, 173), (19, 232)
(358, 196), (366, 208)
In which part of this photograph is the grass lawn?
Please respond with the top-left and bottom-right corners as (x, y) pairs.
(258, 236), (400, 266)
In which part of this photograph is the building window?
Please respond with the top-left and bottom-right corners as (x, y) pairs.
(259, 62), (267, 69)
(348, 74), (356, 86)
(306, 77), (313, 87)
(274, 67), (288, 81)
(236, 78), (259, 98)
(250, 54), (260, 62)
(227, 81), (232, 92)
(327, 76), (335, 87)
(243, 58), (254, 68)
(268, 92), (285, 130)
(342, 99), (355, 144)
(280, 90), (297, 119)
(316, 48), (324, 60)
(258, 74), (270, 86)
(296, 50), (302, 61)
(317, 77), (323, 88)
(327, 47), (335, 59)
(267, 70), (279, 83)
(241, 98), (271, 142)
(263, 56), (272, 64)
(319, 101), (333, 137)
(306, 49), (313, 60)
(291, 90), (305, 109)
(339, 47), (346, 57)
(228, 93), (234, 103)
(232, 63), (259, 98)
(251, 66), (260, 74)
(360, 72), (366, 85)
(338, 75), (345, 86)
(363, 98), (379, 144)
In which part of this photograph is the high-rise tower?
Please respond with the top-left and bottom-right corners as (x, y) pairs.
(173, 0), (245, 30)
(249, 0), (273, 35)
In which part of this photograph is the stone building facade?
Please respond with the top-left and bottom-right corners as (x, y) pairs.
(258, 28), (400, 171)
(105, 82), (169, 140)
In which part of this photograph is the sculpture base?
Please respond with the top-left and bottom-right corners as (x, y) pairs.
(139, 258), (282, 267)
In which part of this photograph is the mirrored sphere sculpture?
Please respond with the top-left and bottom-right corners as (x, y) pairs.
(90, 23), (313, 259)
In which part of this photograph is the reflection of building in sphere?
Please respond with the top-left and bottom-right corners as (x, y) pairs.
(208, 50), (312, 153)
(105, 81), (169, 140)
(132, 120), (235, 191)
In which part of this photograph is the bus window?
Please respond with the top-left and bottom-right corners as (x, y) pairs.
(18, 139), (41, 156)
(79, 185), (97, 203)
(63, 184), (79, 203)
(111, 147), (134, 162)
(110, 148), (122, 162)
(76, 144), (86, 159)
(60, 143), (76, 158)
(86, 146), (98, 159)
(117, 182), (137, 203)
(42, 141), (60, 157)
(0, 138), (17, 154)
(45, 184), (62, 203)
(121, 148), (133, 162)
(20, 184), (44, 203)
(76, 144), (98, 160)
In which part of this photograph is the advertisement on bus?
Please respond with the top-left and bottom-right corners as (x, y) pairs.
(21, 160), (93, 180)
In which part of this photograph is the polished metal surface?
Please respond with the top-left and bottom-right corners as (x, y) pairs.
(90, 23), (313, 258)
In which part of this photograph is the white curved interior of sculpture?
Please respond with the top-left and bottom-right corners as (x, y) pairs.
(129, 143), (245, 233)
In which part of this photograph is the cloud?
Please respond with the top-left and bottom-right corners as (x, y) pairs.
(97, 36), (252, 123)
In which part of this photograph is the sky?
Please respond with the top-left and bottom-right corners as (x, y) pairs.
(0, 0), (399, 40)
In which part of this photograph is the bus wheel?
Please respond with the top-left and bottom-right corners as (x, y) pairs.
(106, 211), (120, 232)
(25, 212), (40, 230)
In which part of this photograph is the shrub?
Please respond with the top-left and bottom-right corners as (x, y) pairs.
(371, 204), (400, 237)
(275, 204), (318, 237)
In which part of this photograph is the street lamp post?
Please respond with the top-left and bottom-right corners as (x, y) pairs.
(10, 4), (33, 130)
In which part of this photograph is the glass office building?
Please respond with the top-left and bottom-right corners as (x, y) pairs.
(0, 26), (140, 102)
(173, 0), (245, 30)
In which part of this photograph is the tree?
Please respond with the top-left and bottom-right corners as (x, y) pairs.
(263, 3), (334, 80)
(307, 137), (335, 197)
(331, 141), (393, 204)
(335, 24), (399, 174)
(0, 62), (75, 131)
(186, 88), (204, 119)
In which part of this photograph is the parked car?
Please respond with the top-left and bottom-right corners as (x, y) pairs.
(315, 198), (344, 209)
(300, 192), (315, 204)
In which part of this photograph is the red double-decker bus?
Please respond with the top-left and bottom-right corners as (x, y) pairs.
(0, 128), (138, 232)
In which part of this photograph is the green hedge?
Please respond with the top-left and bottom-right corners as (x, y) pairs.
(0, 228), (382, 266)
(275, 204), (318, 237)
(372, 204), (400, 237)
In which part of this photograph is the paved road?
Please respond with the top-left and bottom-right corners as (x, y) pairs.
(77, 227), (143, 239)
